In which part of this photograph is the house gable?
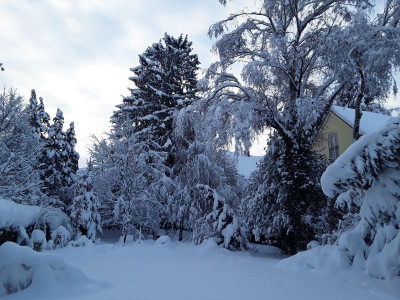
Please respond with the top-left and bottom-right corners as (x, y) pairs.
(312, 112), (354, 160)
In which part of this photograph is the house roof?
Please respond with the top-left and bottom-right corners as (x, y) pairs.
(331, 105), (393, 135)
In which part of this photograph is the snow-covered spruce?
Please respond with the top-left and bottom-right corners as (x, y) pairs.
(241, 130), (329, 253)
(28, 89), (50, 142)
(42, 108), (79, 201)
(320, 117), (400, 279)
(111, 33), (199, 171)
(70, 167), (102, 241)
(64, 122), (79, 187)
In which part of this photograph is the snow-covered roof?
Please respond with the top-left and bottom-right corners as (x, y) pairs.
(0, 198), (40, 228)
(331, 105), (392, 135)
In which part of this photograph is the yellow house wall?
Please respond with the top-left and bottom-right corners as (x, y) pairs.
(312, 112), (354, 159)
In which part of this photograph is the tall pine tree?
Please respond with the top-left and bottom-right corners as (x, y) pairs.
(111, 33), (200, 227)
(64, 122), (79, 186)
(112, 33), (200, 169)
(42, 109), (79, 202)
(42, 108), (65, 198)
(28, 89), (50, 141)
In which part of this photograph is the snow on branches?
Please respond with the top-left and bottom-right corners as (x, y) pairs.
(322, 117), (400, 279)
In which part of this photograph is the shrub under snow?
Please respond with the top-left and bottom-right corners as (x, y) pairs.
(50, 225), (70, 248)
(193, 186), (247, 250)
(0, 242), (88, 296)
(156, 235), (171, 244)
(29, 229), (46, 252)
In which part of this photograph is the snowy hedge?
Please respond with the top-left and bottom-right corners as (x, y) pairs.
(0, 198), (72, 249)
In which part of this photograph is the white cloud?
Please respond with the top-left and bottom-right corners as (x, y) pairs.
(0, 0), (275, 165)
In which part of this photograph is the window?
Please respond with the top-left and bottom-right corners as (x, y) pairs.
(328, 133), (339, 160)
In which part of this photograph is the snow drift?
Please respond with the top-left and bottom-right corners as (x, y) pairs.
(0, 198), (40, 228)
(277, 245), (350, 273)
(0, 242), (88, 296)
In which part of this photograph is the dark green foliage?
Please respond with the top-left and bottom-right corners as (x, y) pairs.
(112, 33), (200, 169)
(243, 133), (329, 254)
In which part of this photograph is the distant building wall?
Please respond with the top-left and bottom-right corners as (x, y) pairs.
(313, 112), (353, 160)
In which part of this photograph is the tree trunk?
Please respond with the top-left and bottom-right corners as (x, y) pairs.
(353, 105), (363, 141)
(353, 65), (365, 141)
(178, 218), (184, 241)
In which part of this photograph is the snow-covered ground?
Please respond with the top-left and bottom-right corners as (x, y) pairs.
(3, 241), (399, 300)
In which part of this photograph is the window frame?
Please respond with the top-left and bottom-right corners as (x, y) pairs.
(328, 132), (339, 160)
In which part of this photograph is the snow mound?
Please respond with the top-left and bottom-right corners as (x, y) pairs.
(29, 229), (47, 251)
(0, 242), (88, 296)
(366, 230), (400, 279)
(156, 235), (171, 244)
(277, 245), (351, 273)
(0, 198), (40, 228)
(51, 226), (70, 248)
(69, 235), (93, 247)
(199, 237), (220, 250)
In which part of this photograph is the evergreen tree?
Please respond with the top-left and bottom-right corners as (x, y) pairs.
(70, 165), (102, 241)
(112, 33), (200, 169)
(27, 90), (51, 196)
(42, 109), (79, 202)
(42, 109), (66, 198)
(28, 90), (50, 141)
(242, 132), (329, 250)
(111, 33), (200, 226)
(321, 117), (400, 279)
(64, 122), (79, 186)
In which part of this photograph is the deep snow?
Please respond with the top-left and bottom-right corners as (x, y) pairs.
(0, 198), (40, 228)
(3, 240), (399, 300)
